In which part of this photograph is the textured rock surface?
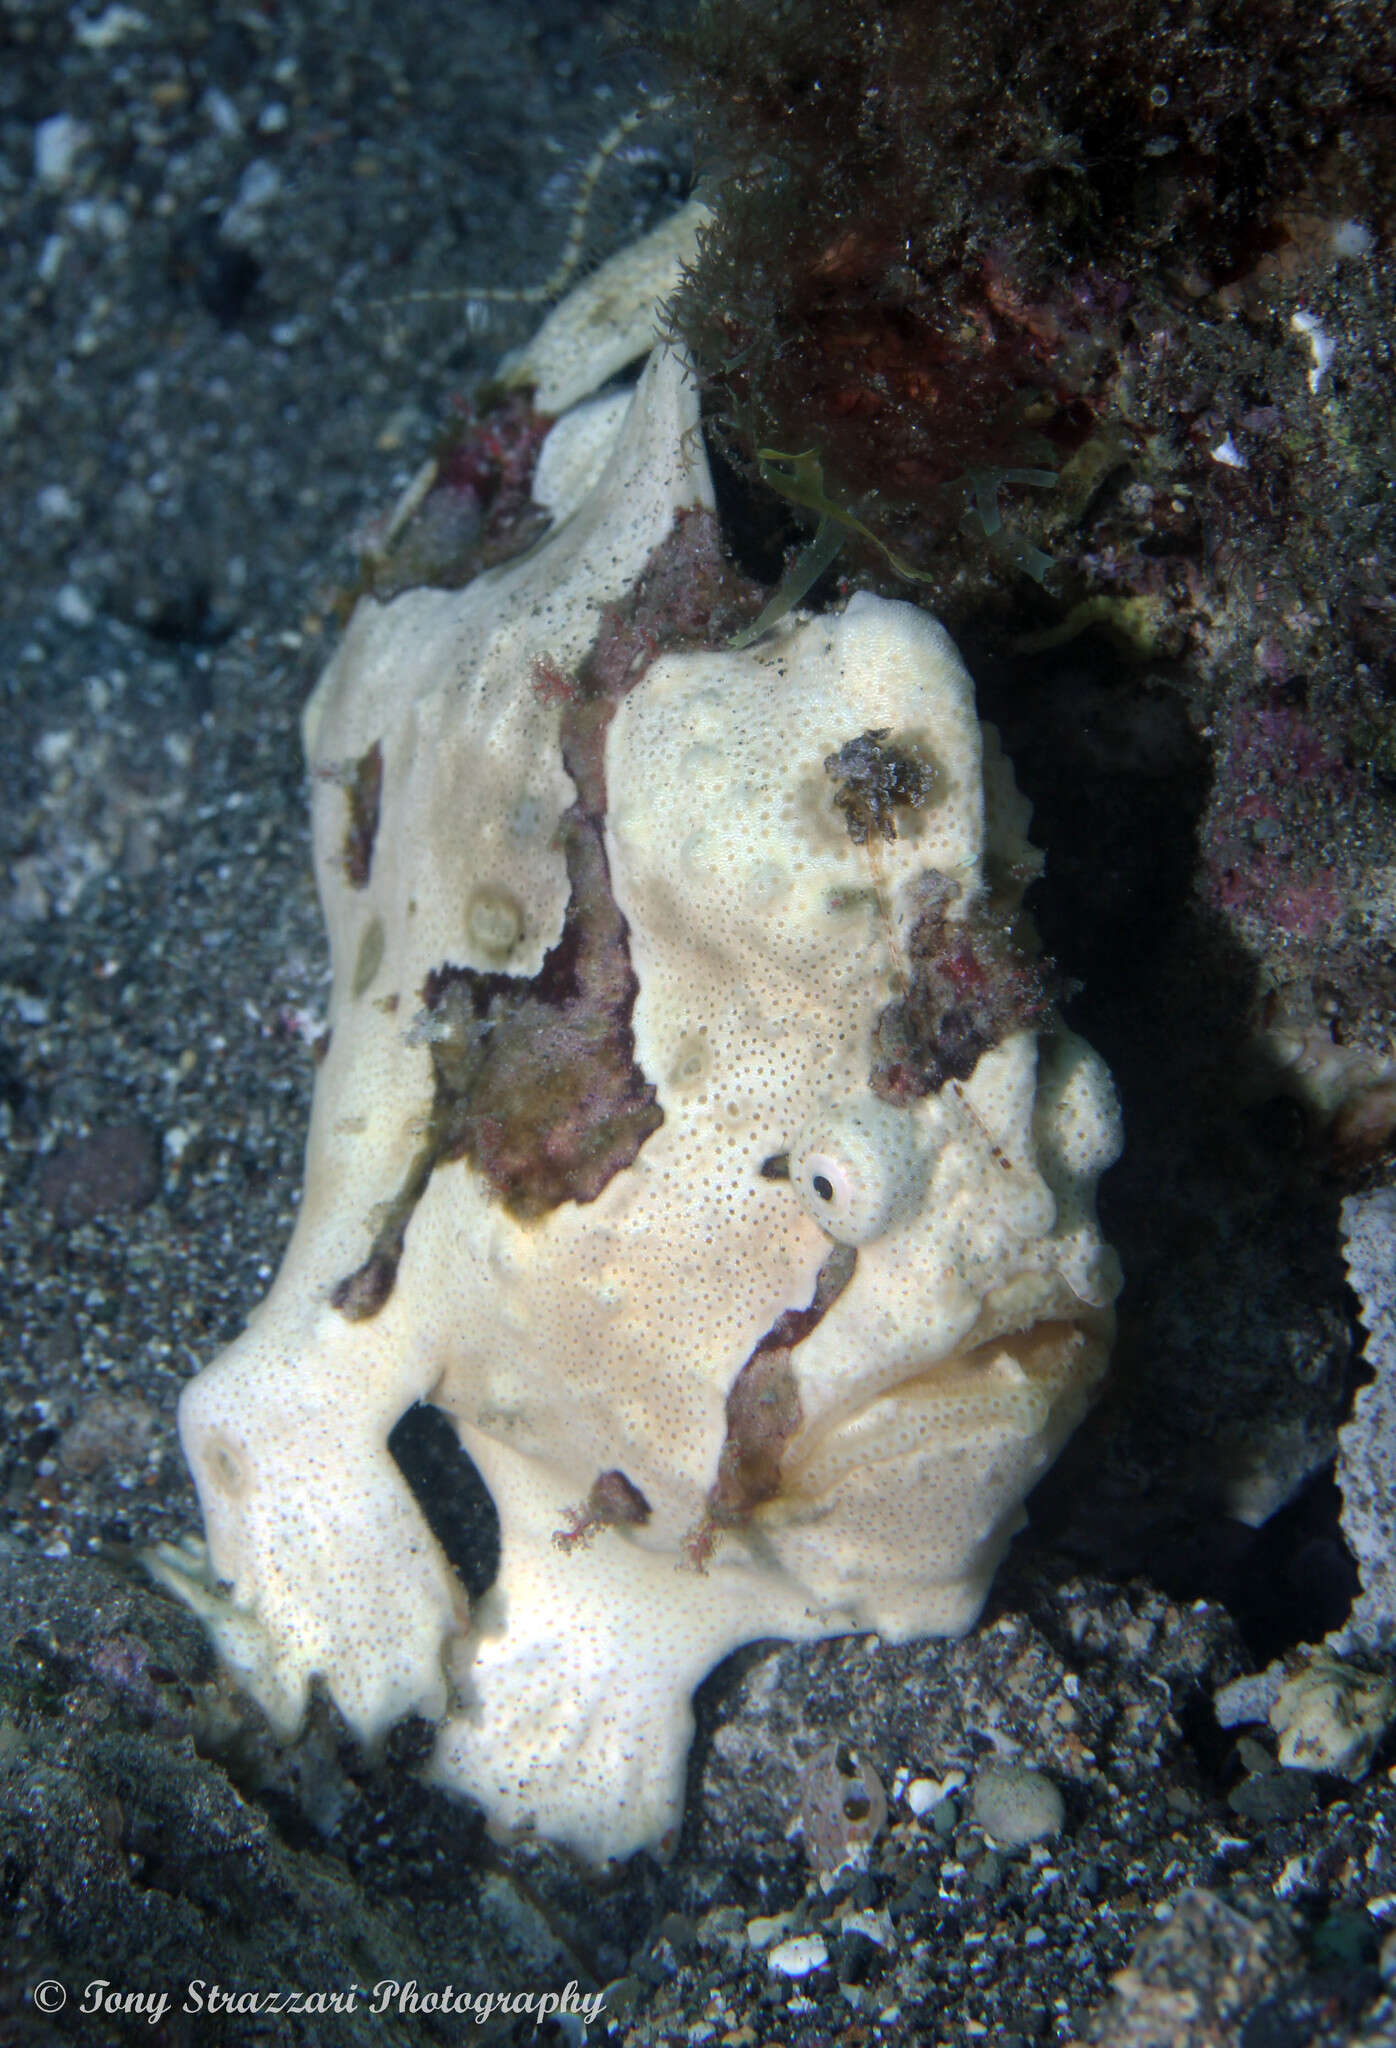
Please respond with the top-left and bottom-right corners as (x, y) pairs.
(1070, 1888), (1304, 2048)
(1332, 1187), (1396, 1655)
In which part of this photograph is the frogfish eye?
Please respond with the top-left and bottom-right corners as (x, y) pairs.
(788, 1095), (926, 1246)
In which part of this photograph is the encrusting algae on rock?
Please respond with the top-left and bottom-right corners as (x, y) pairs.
(149, 208), (1123, 1865)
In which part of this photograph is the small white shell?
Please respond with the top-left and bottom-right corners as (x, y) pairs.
(789, 1095), (926, 1246)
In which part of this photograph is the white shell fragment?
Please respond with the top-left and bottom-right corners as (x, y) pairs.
(767, 1935), (830, 1980)
(1270, 1660), (1396, 1779)
(148, 229), (1123, 1865)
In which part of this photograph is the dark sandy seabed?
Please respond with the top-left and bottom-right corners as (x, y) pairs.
(2, 2), (1396, 2044)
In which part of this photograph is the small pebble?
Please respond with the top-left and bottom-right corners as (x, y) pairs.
(970, 1765), (1065, 1848)
(73, 6), (149, 50)
(907, 1770), (965, 1816)
(34, 114), (89, 187)
(745, 1913), (794, 1952)
(36, 485), (78, 523)
(766, 1934), (828, 1979)
(36, 233), (67, 284)
(1228, 1768), (1318, 1824)
(841, 1908), (894, 1950)
(202, 86), (241, 137)
(36, 1123), (162, 1224)
(54, 584), (96, 627)
(235, 158), (282, 212)
(695, 1905), (746, 1953)
(1380, 1927), (1396, 1988)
